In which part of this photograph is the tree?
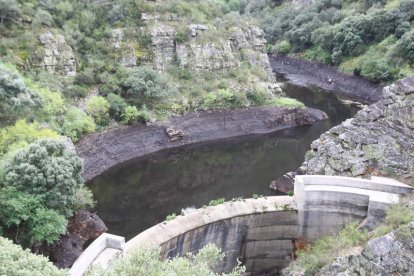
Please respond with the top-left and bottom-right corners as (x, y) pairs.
(0, 187), (67, 246)
(4, 139), (83, 218)
(0, 64), (43, 125)
(0, 236), (67, 276)
(122, 67), (173, 108)
(0, 0), (21, 25)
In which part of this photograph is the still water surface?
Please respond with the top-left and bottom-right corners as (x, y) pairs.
(88, 82), (360, 239)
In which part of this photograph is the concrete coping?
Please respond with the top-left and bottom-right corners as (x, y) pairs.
(295, 175), (412, 194)
(69, 233), (125, 276)
(126, 196), (296, 252)
(305, 185), (400, 204)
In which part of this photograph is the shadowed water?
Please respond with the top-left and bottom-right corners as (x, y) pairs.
(88, 82), (360, 239)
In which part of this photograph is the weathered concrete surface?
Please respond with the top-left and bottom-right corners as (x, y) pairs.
(69, 233), (125, 276)
(301, 77), (414, 180)
(126, 196), (297, 274)
(295, 175), (413, 239)
(73, 176), (411, 275)
(269, 54), (383, 104)
(77, 106), (327, 181)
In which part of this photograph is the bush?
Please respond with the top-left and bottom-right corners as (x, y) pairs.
(61, 107), (95, 142)
(288, 222), (368, 274)
(0, 236), (67, 276)
(0, 64), (42, 125)
(267, 97), (305, 108)
(62, 85), (88, 99)
(247, 87), (271, 105)
(122, 67), (173, 108)
(275, 40), (292, 54)
(86, 96), (110, 125)
(201, 89), (248, 110)
(73, 185), (96, 211)
(107, 93), (127, 120)
(397, 30), (414, 65)
(384, 204), (414, 229)
(0, 187), (67, 246)
(91, 243), (245, 276)
(121, 105), (139, 124)
(0, 120), (59, 157)
(4, 139), (83, 218)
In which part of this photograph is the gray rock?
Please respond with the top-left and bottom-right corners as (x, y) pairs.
(35, 31), (76, 76)
(302, 77), (414, 179)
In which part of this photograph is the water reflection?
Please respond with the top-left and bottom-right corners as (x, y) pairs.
(88, 83), (360, 239)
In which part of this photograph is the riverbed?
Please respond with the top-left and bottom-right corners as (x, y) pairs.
(88, 81), (360, 239)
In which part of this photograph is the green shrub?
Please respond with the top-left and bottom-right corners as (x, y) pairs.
(201, 89), (248, 110)
(73, 185), (96, 211)
(209, 198), (225, 206)
(0, 64), (42, 125)
(247, 87), (270, 105)
(92, 243), (244, 276)
(267, 97), (305, 108)
(4, 139), (83, 218)
(289, 222), (368, 274)
(62, 85), (88, 99)
(86, 96), (110, 125)
(275, 40), (292, 54)
(107, 93), (127, 120)
(0, 236), (67, 276)
(166, 213), (177, 221)
(61, 107), (96, 142)
(0, 187), (67, 246)
(384, 204), (414, 229)
(121, 105), (139, 124)
(122, 67), (174, 108)
(0, 120), (59, 157)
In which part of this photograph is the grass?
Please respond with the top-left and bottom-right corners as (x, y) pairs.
(208, 198), (225, 206)
(267, 97), (305, 109)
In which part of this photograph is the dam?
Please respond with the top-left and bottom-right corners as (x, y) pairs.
(70, 175), (412, 275)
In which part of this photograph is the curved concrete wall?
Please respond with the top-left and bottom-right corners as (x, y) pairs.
(71, 176), (412, 276)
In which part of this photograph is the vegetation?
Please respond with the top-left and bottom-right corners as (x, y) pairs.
(208, 198), (226, 206)
(0, 236), (67, 276)
(289, 195), (414, 274)
(246, 0), (414, 82)
(88, 243), (245, 276)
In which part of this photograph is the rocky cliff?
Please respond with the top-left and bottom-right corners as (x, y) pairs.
(33, 31), (77, 76)
(300, 77), (414, 182)
(111, 15), (282, 96)
(318, 221), (414, 275)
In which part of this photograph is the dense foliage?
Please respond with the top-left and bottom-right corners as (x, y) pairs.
(247, 0), (414, 82)
(88, 244), (245, 276)
(0, 236), (67, 276)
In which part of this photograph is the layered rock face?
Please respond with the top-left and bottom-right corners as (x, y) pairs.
(112, 20), (282, 95)
(301, 77), (414, 179)
(318, 221), (414, 275)
(35, 31), (77, 76)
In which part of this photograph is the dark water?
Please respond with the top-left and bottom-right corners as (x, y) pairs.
(88, 82), (360, 240)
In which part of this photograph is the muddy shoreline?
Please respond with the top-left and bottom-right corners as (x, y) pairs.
(269, 54), (384, 104)
(77, 106), (327, 182)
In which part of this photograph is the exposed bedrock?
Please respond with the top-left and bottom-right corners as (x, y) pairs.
(301, 77), (414, 181)
(77, 106), (327, 182)
(269, 54), (384, 104)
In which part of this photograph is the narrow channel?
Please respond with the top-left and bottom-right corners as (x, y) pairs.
(88, 80), (360, 240)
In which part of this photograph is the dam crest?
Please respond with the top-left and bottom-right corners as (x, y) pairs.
(70, 175), (413, 275)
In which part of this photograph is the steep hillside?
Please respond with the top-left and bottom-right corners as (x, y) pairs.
(243, 0), (414, 83)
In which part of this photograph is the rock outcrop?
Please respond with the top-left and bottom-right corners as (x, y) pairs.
(300, 77), (414, 180)
(35, 31), (77, 76)
(318, 221), (414, 275)
(37, 211), (107, 268)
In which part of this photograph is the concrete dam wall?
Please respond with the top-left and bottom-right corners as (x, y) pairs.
(70, 176), (412, 276)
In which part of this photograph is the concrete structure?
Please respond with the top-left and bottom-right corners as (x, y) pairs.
(70, 176), (412, 275)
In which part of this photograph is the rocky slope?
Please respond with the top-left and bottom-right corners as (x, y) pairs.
(300, 77), (414, 182)
(318, 221), (414, 275)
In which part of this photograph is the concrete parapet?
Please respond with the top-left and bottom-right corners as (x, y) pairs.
(69, 233), (125, 276)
